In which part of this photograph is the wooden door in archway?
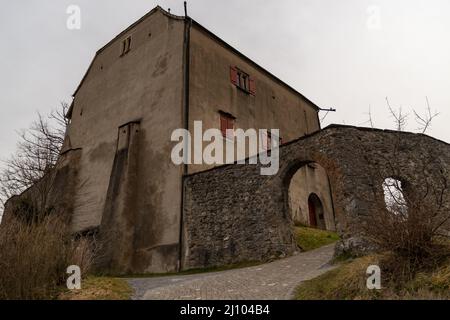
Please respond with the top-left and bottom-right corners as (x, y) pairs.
(308, 197), (317, 228)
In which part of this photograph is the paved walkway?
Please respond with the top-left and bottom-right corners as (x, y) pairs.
(128, 244), (335, 300)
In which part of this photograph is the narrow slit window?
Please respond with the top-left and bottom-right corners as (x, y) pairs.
(121, 36), (132, 56)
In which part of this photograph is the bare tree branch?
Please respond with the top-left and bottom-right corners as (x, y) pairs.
(360, 105), (375, 128)
(386, 97), (409, 131)
(413, 97), (439, 134)
(0, 102), (69, 214)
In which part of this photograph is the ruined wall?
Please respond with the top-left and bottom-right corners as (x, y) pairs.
(2, 148), (82, 224)
(182, 125), (450, 269)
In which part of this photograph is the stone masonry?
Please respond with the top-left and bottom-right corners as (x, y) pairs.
(181, 125), (450, 269)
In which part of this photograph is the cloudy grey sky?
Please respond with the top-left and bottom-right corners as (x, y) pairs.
(1, 0), (449, 163)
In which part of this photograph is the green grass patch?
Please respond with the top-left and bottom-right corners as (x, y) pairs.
(121, 261), (262, 279)
(294, 226), (340, 251)
(59, 276), (132, 300)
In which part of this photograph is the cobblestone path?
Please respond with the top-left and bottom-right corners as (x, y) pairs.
(128, 244), (335, 300)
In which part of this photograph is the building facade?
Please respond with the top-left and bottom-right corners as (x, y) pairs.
(58, 7), (334, 273)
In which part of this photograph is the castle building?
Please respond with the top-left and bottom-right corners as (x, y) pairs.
(61, 6), (334, 273)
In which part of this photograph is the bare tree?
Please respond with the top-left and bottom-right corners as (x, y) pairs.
(360, 97), (439, 133)
(363, 97), (439, 135)
(413, 97), (439, 134)
(0, 102), (69, 218)
(386, 97), (409, 131)
(360, 105), (375, 128)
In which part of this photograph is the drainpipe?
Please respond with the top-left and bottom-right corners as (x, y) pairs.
(178, 13), (192, 272)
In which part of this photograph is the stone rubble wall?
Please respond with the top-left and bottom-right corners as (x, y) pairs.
(182, 125), (450, 269)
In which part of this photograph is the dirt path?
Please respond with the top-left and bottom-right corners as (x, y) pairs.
(128, 244), (335, 300)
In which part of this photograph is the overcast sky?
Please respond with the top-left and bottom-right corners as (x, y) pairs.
(1, 0), (449, 164)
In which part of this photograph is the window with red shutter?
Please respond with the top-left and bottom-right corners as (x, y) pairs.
(249, 77), (256, 95)
(219, 112), (235, 139)
(230, 66), (238, 85)
(230, 66), (255, 96)
(220, 116), (228, 137)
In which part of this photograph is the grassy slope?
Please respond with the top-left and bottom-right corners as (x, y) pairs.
(295, 255), (450, 300)
(294, 226), (340, 251)
(59, 277), (133, 300)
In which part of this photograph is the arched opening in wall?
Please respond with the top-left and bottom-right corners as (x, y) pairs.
(382, 177), (408, 216)
(308, 193), (326, 230)
(286, 162), (335, 231)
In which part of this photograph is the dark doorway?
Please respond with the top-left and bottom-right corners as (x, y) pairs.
(308, 197), (317, 227)
(308, 193), (326, 229)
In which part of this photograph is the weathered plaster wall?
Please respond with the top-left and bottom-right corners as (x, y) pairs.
(187, 23), (321, 174)
(182, 125), (450, 269)
(66, 9), (186, 273)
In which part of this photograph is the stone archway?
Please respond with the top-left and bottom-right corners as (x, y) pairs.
(182, 125), (450, 270)
(286, 161), (335, 231)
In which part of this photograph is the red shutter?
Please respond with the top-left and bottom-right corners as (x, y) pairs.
(227, 118), (234, 130)
(227, 118), (234, 138)
(230, 66), (238, 85)
(220, 115), (228, 137)
(249, 77), (256, 95)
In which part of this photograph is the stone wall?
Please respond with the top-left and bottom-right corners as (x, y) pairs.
(3, 148), (82, 224)
(182, 125), (450, 269)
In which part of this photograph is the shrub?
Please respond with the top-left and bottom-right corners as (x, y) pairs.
(0, 214), (96, 300)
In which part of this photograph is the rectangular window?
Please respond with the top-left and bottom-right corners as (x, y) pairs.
(220, 112), (235, 138)
(121, 36), (132, 56)
(230, 66), (256, 95)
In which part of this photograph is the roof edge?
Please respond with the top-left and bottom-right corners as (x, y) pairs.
(71, 6), (321, 112)
(189, 19), (320, 111)
(72, 6), (183, 97)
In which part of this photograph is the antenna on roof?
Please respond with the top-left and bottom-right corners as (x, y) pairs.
(319, 107), (337, 112)
(184, 1), (188, 17)
(318, 107), (336, 122)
